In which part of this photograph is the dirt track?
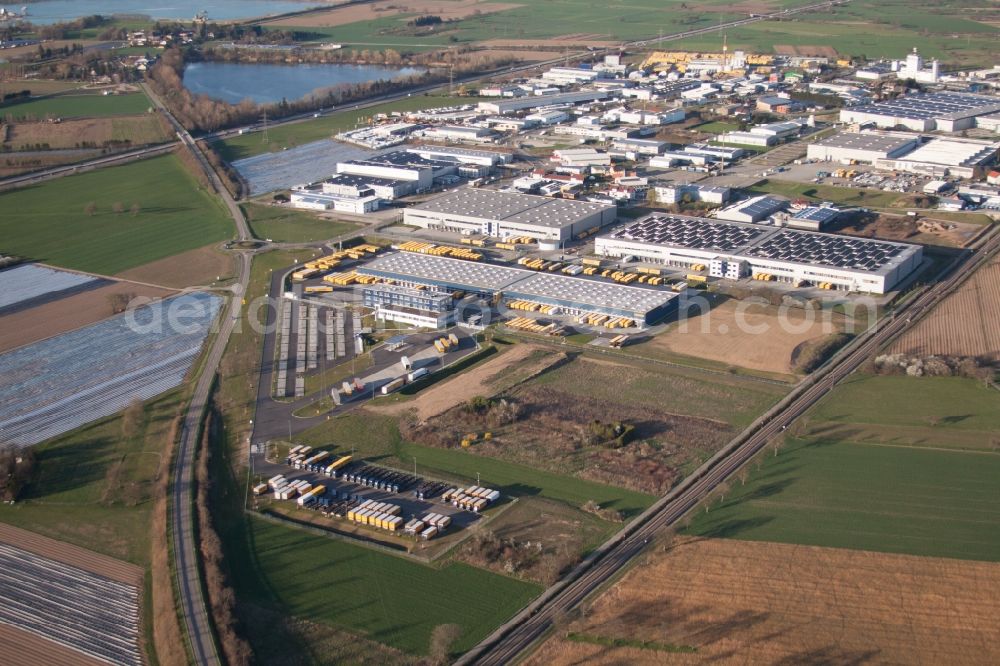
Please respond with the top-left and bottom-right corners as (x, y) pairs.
(370, 343), (557, 421)
(0, 523), (143, 586)
(0, 281), (175, 353)
(528, 537), (1000, 665)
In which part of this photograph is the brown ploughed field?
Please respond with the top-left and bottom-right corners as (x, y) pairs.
(0, 522), (142, 586)
(115, 244), (235, 288)
(527, 537), (1000, 665)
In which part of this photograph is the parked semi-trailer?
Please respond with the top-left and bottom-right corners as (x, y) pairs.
(381, 377), (405, 395)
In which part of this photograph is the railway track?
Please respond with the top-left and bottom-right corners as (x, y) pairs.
(460, 226), (1000, 665)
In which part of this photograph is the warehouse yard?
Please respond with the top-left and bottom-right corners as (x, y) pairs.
(891, 254), (1000, 360)
(527, 538), (1000, 665)
(636, 298), (845, 376)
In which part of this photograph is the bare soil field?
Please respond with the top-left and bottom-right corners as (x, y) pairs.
(116, 244), (235, 288)
(892, 255), (1000, 360)
(401, 353), (733, 495)
(639, 299), (843, 375)
(528, 537), (1000, 666)
(0, 522), (143, 586)
(4, 115), (170, 150)
(0, 623), (104, 666)
(480, 36), (618, 48)
(834, 213), (984, 247)
(774, 44), (839, 58)
(0, 281), (175, 353)
(271, 0), (522, 27)
(371, 343), (562, 421)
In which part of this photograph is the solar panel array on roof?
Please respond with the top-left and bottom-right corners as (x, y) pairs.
(609, 215), (767, 252)
(744, 230), (905, 271)
(849, 91), (1000, 121)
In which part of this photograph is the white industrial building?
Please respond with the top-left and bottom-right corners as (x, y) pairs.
(840, 91), (1000, 132)
(893, 48), (941, 84)
(873, 137), (1000, 179)
(477, 90), (610, 114)
(541, 66), (603, 85)
(337, 151), (455, 192)
(717, 130), (776, 147)
(403, 189), (617, 245)
(404, 144), (512, 167)
(806, 131), (921, 164)
(716, 195), (789, 223)
(594, 214), (923, 294)
(290, 188), (380, 214)
(551, 147), (612, 168)
(525, 109), (569, 125)
(419, 125), (497, 143)
(653, 182), (731, 205)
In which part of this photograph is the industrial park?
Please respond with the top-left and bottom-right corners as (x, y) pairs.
(1, 1), (1000, 665)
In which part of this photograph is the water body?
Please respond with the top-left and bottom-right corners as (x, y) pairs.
(19, 0), (320, 24)
(182, 61), (427, 105)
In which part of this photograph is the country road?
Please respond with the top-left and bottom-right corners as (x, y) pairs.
(143, 81), (248, 666)
(457, 225), (1000, 666)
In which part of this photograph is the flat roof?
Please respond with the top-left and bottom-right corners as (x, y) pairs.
(406, 144), (510, 160)
(791, 206), (840, 224)
(508, 272), (678, 314)
(893, 138), (1000, 167)
(410, 189), (613, 229)
(357, 252), (676, 316)
(599, 213), (920, 275)
(847, 91), (1000, 121)
(605, 214), (769, 253)
(360, 252), (531, 291)
(812, 131), (918, 153)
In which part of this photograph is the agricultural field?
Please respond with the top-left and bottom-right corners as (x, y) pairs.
(243, 202), (361, 242)
(268, 0), (809, 49)
(632, 296), (847, 377)
(213, 94), (474, 162)
(527, 537), (1000, 665)
(0, 92), (153, 120)
(0, 292), (221, 446)
(891, 254), (1000, 360)
(682, 374), (1000, 561)
(0, 280), (175, 353)
(234, 517), (540, 657)
(115, 245), (235, 289)
(667, 0), (1000, 64)
(0, 388), (185, 564)
(2, 115), (171, 151)
(0, 153), (233, 275)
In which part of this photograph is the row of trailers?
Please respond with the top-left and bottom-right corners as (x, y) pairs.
(290, 245), (381, 282)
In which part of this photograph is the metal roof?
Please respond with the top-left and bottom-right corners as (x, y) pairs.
(812, 131), (918, 153)
(508, 272), (678, 314)
(848, 91), (1000, 121)
(359, 252), (530, 291)
(410, 189), (613, 229)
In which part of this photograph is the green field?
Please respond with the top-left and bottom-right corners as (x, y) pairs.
(0, 92), (153, 120)
(749, 178), (903, 209)
(668, 0), (1000, 64)
(242, 202), (360, 243)
(276, 0), (764, 48)
(0, 153), (233, 274)
(684, 375), (1000, 561)
(0, 390), (184, 566)
(297, 412), (656, 517)
(214, 94), (475, 162)
(239, 518), (540, 655)
(693, 121), (739, 134)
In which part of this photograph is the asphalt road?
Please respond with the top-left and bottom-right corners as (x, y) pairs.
(459, 227), (1000, 666)
(144, 80), (250, 666)
(0, 142), (178, 192)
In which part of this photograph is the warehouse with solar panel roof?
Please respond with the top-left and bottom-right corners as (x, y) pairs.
(595, 214), (923, 294)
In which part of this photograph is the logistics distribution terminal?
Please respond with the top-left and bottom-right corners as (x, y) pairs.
(357, 252), (680, 325)
(595, 214), (923, 294)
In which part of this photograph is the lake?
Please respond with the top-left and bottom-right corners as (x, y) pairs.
(182, 62), (427, 105)
(21, 0), (320, 24)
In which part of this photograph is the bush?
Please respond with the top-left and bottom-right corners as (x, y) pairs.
(0, 445), (36, 501)
(586, 419), (635, 448)
(794, 332), (853, 373)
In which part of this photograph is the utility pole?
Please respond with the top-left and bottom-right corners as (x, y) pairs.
(261, 110), (269, 144)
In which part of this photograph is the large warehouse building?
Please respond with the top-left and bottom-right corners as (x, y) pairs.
(477, 90), (611, 115)
(806, 131), (921, 164)
(839, 92), (1000, 132)
(595, 214), (923, 294)
(356, 252), (679, 325)
(403, 189), (617, 245)
(873, 137), (1000, 179)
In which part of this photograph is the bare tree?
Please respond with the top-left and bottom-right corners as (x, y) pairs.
(130, 202), (141, 217)
(737, 467), (750, 486)
(84, 201), (97, 216)
(112, 201), (125, 214)
(429, 624), (463, 665)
